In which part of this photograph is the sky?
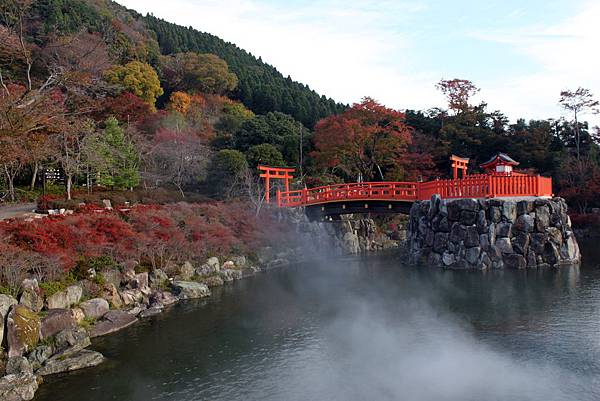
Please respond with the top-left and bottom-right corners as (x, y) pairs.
(118, 0), (600, 127)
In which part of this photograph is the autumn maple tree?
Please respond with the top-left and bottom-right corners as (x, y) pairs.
(436, 79), (480, 114)
(311, 97), (412, 182)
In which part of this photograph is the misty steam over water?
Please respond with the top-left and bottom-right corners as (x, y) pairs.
(35, 241), (600, 401)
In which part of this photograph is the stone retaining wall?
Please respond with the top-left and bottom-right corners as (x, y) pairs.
(278, 208), (407, 254)
(408, 196), (581, 269)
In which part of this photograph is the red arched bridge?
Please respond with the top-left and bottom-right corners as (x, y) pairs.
(259, 154), (553, 219)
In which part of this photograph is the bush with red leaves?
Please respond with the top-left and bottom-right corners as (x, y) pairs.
(0, 201), (283, 288)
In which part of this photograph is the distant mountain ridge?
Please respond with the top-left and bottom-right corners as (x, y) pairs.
(21, 0), (345, 128)
(140, 13), (347, 128)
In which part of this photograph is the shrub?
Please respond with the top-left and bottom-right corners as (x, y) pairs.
(570, 213), (600, 228)
(205, 149), (248, 198)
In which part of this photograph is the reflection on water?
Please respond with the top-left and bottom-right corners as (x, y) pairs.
(35, 240), (600, 401)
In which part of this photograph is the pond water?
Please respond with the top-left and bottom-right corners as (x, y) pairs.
(34, 240), (600, 401)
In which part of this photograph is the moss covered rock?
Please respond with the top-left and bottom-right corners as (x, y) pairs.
(7, 305), (40, 358)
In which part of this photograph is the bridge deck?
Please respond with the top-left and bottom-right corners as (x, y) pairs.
(277, 174), (553, 208)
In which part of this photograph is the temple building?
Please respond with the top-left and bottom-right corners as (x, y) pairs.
(480, 153), (519, 175)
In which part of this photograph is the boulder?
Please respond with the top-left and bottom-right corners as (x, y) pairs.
(127, 306), (145, 316)
(27, 345), (53, 371)
(465, 247), (481, 265)
(342, 231), (360, 254)
(6, 356), (32, 376)
(530, 233), (548, 254)
(148, 291), (178, 308)
(220, 269), (243, 282)
(6, 305), (40, 358)
(222, 260), (235, 270)
(428, 252), (442, 268)
(172, 281), (211, 299)
(495, 222), (512, 238)
(514, 214), (534, 233)
(447, 202), (461, 221)
(476, 210), (487, 234)
(101, 283), (123, 309)
(120, 289), (144, 306)
(456, 198), (479, 212)
(464, 227), (479, 247)
(560, 235), (580, 263)
(206, 257), (220, 271)
(503, 254), (526, 269)
(460, 210), (477, 226)
(100, 270), (122, 288)
(89, 310), (138, 338)
(242, 266), (261, 278)
(179, 262), (195, 280)
(0, 294), (18, 351)
(36, 349), (104, 376)
(0, 370), (38, 401)
(479, 234), (490, 250)
(54, 327), (90, 355)
(487, 223), (496, 246)
(542, 242), (560, 266)
(494, 238), (513, 254)
(45, 285), (82, 310)
(432, 232), (449, 253)
(79, 298), (110, 320)
(488, 206), (501, 223)
(425, 230), (435, 247)
(512, 233), (530, 255)
(546, 227), (563, 247)
(232, 256), (247, 268)
(149, 269), (169, 288)
(442, 252), (455, 266)
(502, 201), (517, 222)
(18, 279), (43, 312)
(516, 200), (533, 215)
(202, 275), (225, 288)
(431, 215), (450, 232)
(449, 223), (466, 243)
(129, 272), (149, 293)
(535, 205), (550, 232)
(70, 307), (85, 324)
(477, 251), (492, 270)
(526, 250), (537, 268)
(40, 309), (75, 339)
(428, 194), (441, 219)
(139, 307), (163, 318)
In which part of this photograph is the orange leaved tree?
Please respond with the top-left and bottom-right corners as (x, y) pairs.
(311, 97), (413, 182)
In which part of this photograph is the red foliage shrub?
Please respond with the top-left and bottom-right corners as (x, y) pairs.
(0, 200), (279, 285)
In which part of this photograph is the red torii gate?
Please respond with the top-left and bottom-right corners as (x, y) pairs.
(258, 165), (295, 203)
(450, 155), (469, 179)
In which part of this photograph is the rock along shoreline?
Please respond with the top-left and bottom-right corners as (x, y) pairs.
(0, 251), (296, 401)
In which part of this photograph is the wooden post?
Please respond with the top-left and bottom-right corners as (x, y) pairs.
(265, 172), (270, 203)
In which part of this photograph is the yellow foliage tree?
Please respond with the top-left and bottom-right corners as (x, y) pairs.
(104, 61), (163, 108)
(167, 91), (192, 114)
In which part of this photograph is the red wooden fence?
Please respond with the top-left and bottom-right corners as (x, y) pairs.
(277, 174), (553, 208)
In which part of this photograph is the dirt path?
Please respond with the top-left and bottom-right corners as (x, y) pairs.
(0, 202), (37, 220)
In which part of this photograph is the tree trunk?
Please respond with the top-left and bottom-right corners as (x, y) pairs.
(3, 164), (15, 202)
(66, 174), (73, 200)
(574, 112), (580, 161)
(30, 162), (39, 191)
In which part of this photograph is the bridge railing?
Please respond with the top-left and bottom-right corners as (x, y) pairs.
(277, 174), (553, 207)
(277, 182), (418, 207)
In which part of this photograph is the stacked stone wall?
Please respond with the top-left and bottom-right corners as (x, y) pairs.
(408, 196), (580, 269)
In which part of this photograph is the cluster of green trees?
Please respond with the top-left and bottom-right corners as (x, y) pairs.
(141, 14), (347, 127)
